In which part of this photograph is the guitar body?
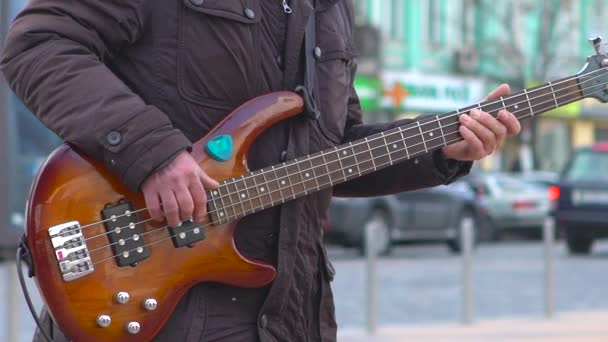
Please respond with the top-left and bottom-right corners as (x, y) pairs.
(26, 91), (304, 341)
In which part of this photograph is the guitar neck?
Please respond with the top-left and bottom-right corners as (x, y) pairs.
(207, 75), (584, 225)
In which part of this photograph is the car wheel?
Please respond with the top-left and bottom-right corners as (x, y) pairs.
(447, 210), (476, 254)
(360, 210), (392, 256)
(566, 235), (593, 255)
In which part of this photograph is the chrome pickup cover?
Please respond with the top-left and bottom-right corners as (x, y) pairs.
(48, 221), (94, 282)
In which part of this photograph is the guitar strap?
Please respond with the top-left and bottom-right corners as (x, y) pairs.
(297, 6), (321, 120)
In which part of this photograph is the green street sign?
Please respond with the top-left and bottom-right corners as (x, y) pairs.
(354, 76), (383, 111)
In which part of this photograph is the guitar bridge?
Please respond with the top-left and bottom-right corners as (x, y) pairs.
(48, 221), (94, 282)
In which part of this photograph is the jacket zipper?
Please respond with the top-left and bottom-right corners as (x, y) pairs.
(282, 0), (293, 14)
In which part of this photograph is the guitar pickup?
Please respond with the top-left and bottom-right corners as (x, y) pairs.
(102, 200), (149, 267)
(169, 220), (206, 248)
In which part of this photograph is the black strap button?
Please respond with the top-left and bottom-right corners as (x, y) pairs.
(106, 131), (122, 146)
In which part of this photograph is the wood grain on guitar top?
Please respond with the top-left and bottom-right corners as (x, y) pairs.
(26, 92), (304, 341)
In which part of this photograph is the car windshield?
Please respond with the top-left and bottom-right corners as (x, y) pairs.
(564, 150), (608, 181)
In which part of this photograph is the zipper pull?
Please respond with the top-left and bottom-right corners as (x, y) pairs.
(282, 0), (293, 14)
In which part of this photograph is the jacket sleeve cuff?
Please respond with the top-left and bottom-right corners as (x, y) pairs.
(99, 106), (192, 192)
(432, 149), (473, 184)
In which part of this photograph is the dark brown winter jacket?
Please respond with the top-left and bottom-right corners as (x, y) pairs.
(1, 0), (471, 341)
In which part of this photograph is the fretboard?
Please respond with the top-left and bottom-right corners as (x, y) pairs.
(207, 76), (583, 225)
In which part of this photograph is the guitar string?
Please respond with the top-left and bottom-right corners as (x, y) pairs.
(88, 79), (606, 264)
(83, 77), (601, 249)
(73, 68), (605, 236)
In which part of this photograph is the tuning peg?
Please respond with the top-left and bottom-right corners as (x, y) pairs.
(589, 36), (603, 54)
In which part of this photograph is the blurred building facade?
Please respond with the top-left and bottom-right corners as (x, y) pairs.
(353, 0), (608, 173)
(0, 0), (62, 250)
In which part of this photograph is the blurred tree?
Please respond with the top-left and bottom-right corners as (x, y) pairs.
(466, 0), (581, 171)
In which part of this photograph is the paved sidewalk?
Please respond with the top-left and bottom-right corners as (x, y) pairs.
(338, 311), (608, 341)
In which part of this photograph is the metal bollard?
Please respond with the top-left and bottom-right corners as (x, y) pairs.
(460, 217), (474, 325)
(5, 259), (20, 342)
(365, 222), (378, 335)
(543, 216), (555, 318)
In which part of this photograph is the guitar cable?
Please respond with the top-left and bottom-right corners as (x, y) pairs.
(17, 235), (55, 342)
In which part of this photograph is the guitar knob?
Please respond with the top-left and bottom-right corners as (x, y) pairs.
(143, 298), (158, 311)
(96, 315), (111, 328)
(115, 292), (130, 304)
(126, 322), (141, 335)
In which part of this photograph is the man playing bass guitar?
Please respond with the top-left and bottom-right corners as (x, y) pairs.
(1, 0), (520, 341)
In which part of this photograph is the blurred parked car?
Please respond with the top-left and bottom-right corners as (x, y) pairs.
(324, 182), (481, 254)
(512, 171), (559, 189)
(553, 142), (608, 254)
(466, 172), (551, 240)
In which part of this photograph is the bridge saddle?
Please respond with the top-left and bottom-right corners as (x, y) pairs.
(48, 221), (94, 282)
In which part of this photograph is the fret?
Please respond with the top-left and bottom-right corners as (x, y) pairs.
(206, 190), (220, 224)
(500, 96), (507, 111)
(293, 159), (308, 195)
(227, 178), (246, 218)
(298, 158), (318, 192)
(259, 169), (276, 207)
(325, 147), (346, 184)
(403, 125), (425, 157)
(364, 138), (378, 171)
(276, 163), (295, 200)
(437, 115), (448, 147)
(524, 89), (534, 116)
(528, 86), (556, 116)
(351, 141), (373, 175)
(337, 143), (358, 180)
(418, 116), (443, 151)
(383, 128), (408, 162)
(367, 136), (390, 169)
(549, 81), (559, 108)
(558, 78), (582, 106)
(243, 175), (262, 210)
(381, 132), (393, 165)
(270, 166), (286, 204)
(335, 147), (348, 181)
(215, 185), (230, 224)
(416, 121), (428, 153)
(310, 153), (331, 188)
(254, 173), (272, 208)
(285, 161), (305, 196)
(503, 93), (531, 119)
(320, 152), (335, 186)
(398, 126), (410, 159)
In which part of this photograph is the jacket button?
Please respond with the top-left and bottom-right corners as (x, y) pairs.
(314, 46), (322, 60)
(190, 0), (203, 5)
(244, 8), (255, 19)
(260, 314), (268, 329)
(106, 131), (122, 146)
(280, 150), (288, 162)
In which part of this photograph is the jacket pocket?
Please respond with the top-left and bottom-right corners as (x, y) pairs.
(178, 0), (262, 109)
(314, 31), (355, 146)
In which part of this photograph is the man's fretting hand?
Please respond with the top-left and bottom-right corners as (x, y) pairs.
(142, 151), (219, 226)
(442, 84), (521, 161)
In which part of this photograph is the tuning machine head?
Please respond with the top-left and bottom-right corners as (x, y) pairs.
(589, 36), (606, 55)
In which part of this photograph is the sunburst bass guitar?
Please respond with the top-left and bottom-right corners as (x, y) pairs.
(25, 40), (608, 341)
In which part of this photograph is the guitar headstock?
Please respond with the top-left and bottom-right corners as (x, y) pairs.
(579, 36), (608, 103)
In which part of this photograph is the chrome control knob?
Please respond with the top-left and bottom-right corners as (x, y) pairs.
(143, 298), (158, 311)
(126, 322), (141, 335)
(115, 291), (130, 304)
(96, 315), (111, 328)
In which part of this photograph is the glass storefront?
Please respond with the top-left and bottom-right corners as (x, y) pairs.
(1, 0), (61, 248)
